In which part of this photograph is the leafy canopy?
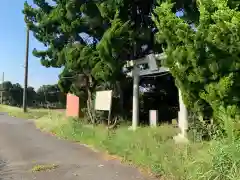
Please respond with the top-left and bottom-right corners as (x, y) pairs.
(153, 0), (240, 121)
(23, 0), (201, 93)
(23, 0), (135, 94)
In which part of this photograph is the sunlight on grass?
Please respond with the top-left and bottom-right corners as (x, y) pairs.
(35, 111), (68, 133)
(35, 113), (240, 179)
(2, 104), (240, 179)
(31, 164), (59, 172)
(0, 104), (54, 119)
(34, 113), (213, 179)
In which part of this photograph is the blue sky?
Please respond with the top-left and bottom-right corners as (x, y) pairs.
(0, 0), (61, 90)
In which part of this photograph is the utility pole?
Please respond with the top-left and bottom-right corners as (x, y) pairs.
(23, 27), (29, 112)
(1, 72), (4, 104)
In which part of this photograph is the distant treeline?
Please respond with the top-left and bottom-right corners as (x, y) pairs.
(0, 81), (66, 109)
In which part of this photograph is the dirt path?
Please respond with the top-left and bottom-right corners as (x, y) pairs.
(0, 112), (156, 180)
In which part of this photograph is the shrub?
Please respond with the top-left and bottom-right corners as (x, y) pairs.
(153, 0), (240, 128)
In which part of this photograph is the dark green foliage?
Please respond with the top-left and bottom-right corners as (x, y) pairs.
(153, 0), (240, 124)
(23, 0), (210, 124)
(0, 82), (24, 106)
(23, 0), (199, 93)
(0, 81), (65, 108)
(23, 0), (133, 96)
(37, 84), (66, 108)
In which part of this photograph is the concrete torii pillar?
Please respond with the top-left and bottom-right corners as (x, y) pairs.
(132, 65), (140, 130)
(174, 89), (189, 143)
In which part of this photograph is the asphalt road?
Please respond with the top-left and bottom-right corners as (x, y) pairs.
(0, 112), (156, 180)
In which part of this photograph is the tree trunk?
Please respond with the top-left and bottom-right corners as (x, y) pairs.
(116, 81), (124, 115)
(86, 75), (95, 124)
(86, 96), (94, 124)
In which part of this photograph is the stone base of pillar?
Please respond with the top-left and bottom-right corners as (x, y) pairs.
(173, 133), (189, 144)
(128, 126), (138, 131)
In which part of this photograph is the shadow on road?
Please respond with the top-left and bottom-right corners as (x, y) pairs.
(0, 159), (7, 180)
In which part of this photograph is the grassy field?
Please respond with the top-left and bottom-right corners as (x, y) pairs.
(0, 104), (52, 119)
(1, 105), (240, 180)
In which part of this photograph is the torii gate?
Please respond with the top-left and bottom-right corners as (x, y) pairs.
(126, 53), (188, 142)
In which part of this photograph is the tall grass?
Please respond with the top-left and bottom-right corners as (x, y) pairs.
(35, 111), (240, 180)
(2, 105), (240, 179)
(0, 104), (49, 119)
(34, 113), (210, 179)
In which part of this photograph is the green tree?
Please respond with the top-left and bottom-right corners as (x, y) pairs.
(0, 82), (37, 106)
(10, 83), (23, 106)
(23, 0), (132, 122)
(37, 84), (66, 108)
(23, 0), (204, 123)
(153, 0), (240, 126)
(27, 86), (37, 106)
(22, 0), (198, 86)
(0, 81), (14, 105)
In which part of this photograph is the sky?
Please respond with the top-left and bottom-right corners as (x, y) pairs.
(0, 0), (61, 90)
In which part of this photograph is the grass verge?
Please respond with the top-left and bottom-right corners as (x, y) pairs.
(35, 113), (240, 180)
(0, 105), (52, 119)
(1, 105), (240, 179)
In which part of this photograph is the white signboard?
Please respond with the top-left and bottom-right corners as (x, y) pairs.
(95, 90), (112, 111)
